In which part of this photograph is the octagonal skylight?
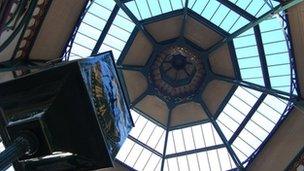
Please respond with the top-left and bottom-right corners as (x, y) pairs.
(64, 0), (300, 170)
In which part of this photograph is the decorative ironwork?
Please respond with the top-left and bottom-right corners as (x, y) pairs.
(150, 45), (204, 98)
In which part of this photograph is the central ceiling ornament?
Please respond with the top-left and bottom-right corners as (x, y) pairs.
(150, 45), (205, 99)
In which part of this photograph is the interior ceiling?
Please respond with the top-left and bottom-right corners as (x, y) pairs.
(1, 0), (304, 171)
(119, 13), (237, 128)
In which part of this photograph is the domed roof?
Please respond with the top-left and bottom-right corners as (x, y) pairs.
(118, 13), (237, 129)
(32, 0), (302, 170)
(0, 0), (304, 170)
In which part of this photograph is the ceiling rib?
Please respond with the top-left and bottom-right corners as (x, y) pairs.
(113, 0), (158, 46)
(128, 135), (163, 157)
(165, 144), (226, 159)
(227, 41), (242, 80)
(91, 5), (120, 55)
(207, 0), (304, 54)
(214, 74), (298, 101)
(116, 65), (144, 72)
(160, 109), (173, 171)
(254, 26), (271, 88)
(214, 84), (238, 119)
(216, 0), (256, 21)
(180, 0), (189, 38)
(130, 89), (149, 108)
(228, 93), (267, 144)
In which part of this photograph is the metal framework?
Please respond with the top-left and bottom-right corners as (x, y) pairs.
(59, 0), (303, 170)
(1, 0), (301, 170)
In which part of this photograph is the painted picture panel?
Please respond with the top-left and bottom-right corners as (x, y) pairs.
(79, 52), (133, 159)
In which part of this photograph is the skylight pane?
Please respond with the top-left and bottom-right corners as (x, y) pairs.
(259, 16), (292, 93)
(159, 0), (173, 14)
(98, 44), (121, 60)
(251, 112), (275, 132)
(190, 0), (249, 33)
(125, 1), (142, 19)
(179, 148), (237, 171)
(138, 122), (156, 143)
(167, 157), (179, 170)
(257, 103), (280, 123)
(126, 0), (182, 20)
(144, 154), (161, 171)
(228, 0), (272, 17)
(172, 129), (186, 153)
(210, 5), (230, 26)
(95, 0), (116, 10)
(232, 145), (248, 161)
(235, 138), (256, 156)
(83, 12), (106, 28)
(217, 113), (239, 131)
(133, 148), (152, 170)
(201, 1), (221, 20)
(166, 132), (176, 155)
(129, 115), (147, 138)
(218, 148), (235, 170)
(131, 109), (140, 121)
(208, 150), (221, 171)
(69, 0), (115, 59)
(116, 138), (135, 162)
(164, 160), (169, 171)
(124, 143), (143, 166)
(147, 0), (162, 16)
(78, 22), (105, 39)
(223, 104), (246, 123)
(245, 120), (269, 140)
(217, 120), (234, 139)
(234, 29), (264, 85)
(212, 125), (223, 144)
(171, 0), (183, 10)
(182, 127), (195, 151)
(238, 129), (262, 148)
(217, 86), (261, 140)
(98, 9), (135, 60)
(154, 160), (162, 171)
(197, 152), (211, 170)
(192, 125), (206, 149)
(155, 132), (166, 153)
(166, 122), (224, 157)
(231, 94), (288, 162)
(190, 0), (208, 15)
(147, 127), (165, 150)
(229, 17), (250, 33)
(91, 2), (112, 17)
(177, 156), (189, 171)
(136, 0), (152, 19)
(188, 154), (200, 170)
(70, 43), (91, 59)
(229, 96), (252, 114)
(264, 95), (287, 113)
(127, 110), (166, 154)
(202, 123), (216, 147)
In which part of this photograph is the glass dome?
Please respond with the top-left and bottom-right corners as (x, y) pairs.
(63, 0), (299, 170)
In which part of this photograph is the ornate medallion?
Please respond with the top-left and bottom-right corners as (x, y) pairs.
(150, 45), (205, 99)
